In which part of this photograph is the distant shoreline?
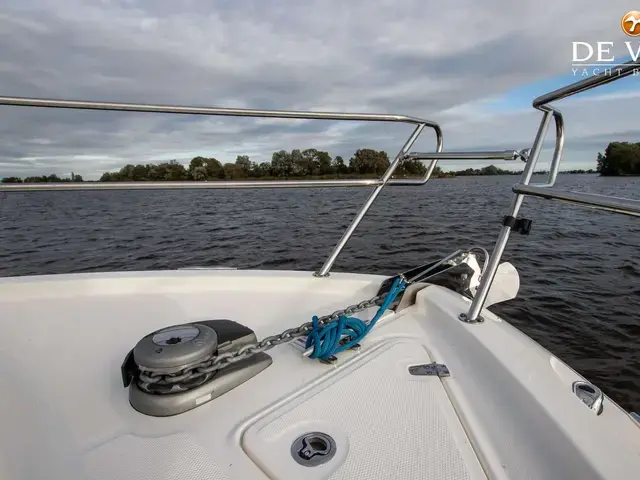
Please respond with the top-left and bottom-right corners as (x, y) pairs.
(0, 170), (600, 184)
(4, 139), (640, 183)
(1, 148), (601, 184)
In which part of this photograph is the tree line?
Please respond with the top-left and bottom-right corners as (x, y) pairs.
(1, 172), (84, 183)
(1, 146), (600, 183)
(597, 142), (640, 176)
(97, 149), (426, 182)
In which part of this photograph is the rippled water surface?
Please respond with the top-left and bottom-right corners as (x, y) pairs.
(1, 174), (639, 411)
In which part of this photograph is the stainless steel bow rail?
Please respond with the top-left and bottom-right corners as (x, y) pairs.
(466, 59), (640, 322)
(0, 95), (527, 278)
(1, 58), (639, 321)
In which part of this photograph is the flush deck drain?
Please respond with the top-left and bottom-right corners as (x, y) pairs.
(291, 432), (336, 466)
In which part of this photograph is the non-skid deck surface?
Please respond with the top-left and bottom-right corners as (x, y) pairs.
(242, 340), (485, 480)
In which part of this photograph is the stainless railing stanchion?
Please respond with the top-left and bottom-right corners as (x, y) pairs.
(530, 109), (565, 188)
(465, 109), (553, 322)
(314, 123), (438, 276)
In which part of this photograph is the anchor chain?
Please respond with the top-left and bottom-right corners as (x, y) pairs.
(137, 295), (386, 391)
(134, 248), (484, 393)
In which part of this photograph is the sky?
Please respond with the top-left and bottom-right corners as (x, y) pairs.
(0, 0), (639, 179)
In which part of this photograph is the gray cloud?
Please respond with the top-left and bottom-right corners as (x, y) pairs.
(0, 0), (636, 179)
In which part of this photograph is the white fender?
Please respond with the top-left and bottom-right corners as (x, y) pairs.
(483, 261), (520, 307)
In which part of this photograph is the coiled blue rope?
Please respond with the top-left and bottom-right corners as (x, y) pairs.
(305, 277), (406, 361)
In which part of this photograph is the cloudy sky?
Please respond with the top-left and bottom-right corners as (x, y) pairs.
(0, 0), (638, 179)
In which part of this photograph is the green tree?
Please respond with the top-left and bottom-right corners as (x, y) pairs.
(299, 149), (316, 176)
(191, 166), (207, 181)
(100, 172), (117, 182)
(303, 149), (332, 175)
(271, 150), (294, 177)
(480, 165), (500, 175)
(350, 149), (390, 175)
(146, 164), (162, 181)
(395, 158), (427, 177)
(162, 160), (188, 181)
(188, 157), (207, 178)
(597, 142), (640, 176)
(223, 163), (239, 179)
(291, 149), (306, 176)
(252, 162), (272, 177)
(189, 156), (224, 180)
(332, 156), (349, 174)
(235, 155), (251, 177)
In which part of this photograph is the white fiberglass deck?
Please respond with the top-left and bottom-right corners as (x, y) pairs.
(1, 269), (639, 480)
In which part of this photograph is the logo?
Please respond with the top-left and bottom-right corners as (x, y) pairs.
(621, 11), (640, 36)
(570, 11), (640, 76)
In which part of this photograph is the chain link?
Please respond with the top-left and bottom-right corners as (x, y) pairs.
(137, 294), (385, 392)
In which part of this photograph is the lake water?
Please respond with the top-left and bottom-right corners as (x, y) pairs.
(1, 174), (639, 412)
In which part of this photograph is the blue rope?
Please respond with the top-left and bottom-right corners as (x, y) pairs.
(305, 277), (406, 361)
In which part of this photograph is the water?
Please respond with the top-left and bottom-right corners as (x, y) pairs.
(1, 174), (639, 412)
